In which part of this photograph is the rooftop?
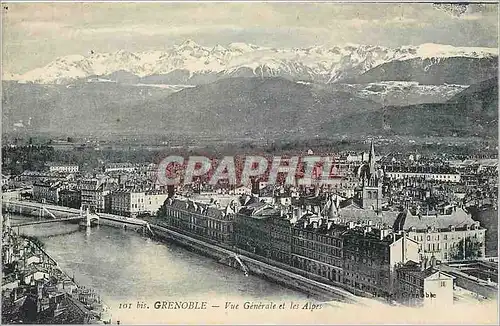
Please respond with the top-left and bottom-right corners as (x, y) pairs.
(396, 207), (480, 231)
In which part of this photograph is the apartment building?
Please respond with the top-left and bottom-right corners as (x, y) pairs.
(395, 206), (486, 262)
(45, 163), (79, 173)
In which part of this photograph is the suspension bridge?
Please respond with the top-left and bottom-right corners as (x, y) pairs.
(3, 200), (99, 229)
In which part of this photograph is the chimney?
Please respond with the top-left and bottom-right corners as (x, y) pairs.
(327, 221), (333, 230)
(430, 256), (436, 269)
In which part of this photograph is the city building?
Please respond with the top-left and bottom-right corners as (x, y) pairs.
(235, 202), (293, 265)
(384, 165), (461, 183)
(32, 181), (62, 204)
(291, 213), (345, 285)
(58, 189), (81, 209)
(395, 258), (455, 307)
(233, 186), (252, 196)
(145, 191), (169, 215)
(103, 163), (136, 173)
(394, 207), (486, 262)
(110, 189), (169, 217)
(158, 197), (236, 244)
(342, 228), (420, 299)
(45, 163), (79, 173)
(79, 178), (116, 212)
(110, 189), (146, 217)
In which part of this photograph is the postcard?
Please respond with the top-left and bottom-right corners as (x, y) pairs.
(1, 1), (498, 325)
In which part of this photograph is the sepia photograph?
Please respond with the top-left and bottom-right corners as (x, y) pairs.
(1, 1), (499, 324)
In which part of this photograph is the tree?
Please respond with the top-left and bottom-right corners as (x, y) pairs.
(451, 236), (483, 260)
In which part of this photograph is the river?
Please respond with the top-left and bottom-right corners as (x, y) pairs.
(8, 214), (315, 324)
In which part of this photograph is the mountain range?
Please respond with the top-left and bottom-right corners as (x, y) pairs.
(2, 41), (498, 141)
(5, 41), (498, 85)
(326, 77), (498, 138)
(3, 76), (497, 139)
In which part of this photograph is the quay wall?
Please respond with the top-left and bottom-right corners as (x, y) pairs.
(150, 224), (360, 304)
(4, 200), (361, 303)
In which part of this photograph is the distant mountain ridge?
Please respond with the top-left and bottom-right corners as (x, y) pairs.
(350, 56), (498, 85)
(2, 78), (379, 137)
(4, 41), (498, 85)
(3, 77), (496, 139)
(325, 77), (498, 138)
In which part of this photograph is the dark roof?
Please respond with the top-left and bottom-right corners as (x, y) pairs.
(338, 206), (400, 230)
(238, 202), (280, 218)
(166, 198), (227, 218)
(397, 261), (449, 280)
(398, 207), (479, 231)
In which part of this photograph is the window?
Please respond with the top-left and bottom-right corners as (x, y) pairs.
(440, 281), (446, 288)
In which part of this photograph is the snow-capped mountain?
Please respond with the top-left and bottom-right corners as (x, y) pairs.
(4, 41), (498, 85)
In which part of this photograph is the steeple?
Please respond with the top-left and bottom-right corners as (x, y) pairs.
(368, 139), (376, 176)
(361, 139), (382, 211)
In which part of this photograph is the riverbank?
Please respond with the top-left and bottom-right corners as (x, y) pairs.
(150, 223), (362, 304)
(4, 200), (365, 305)
(1, 220), (112, 324)
(6, 212), (318, 325)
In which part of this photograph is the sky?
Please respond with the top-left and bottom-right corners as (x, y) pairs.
(2, 2), (498, 74)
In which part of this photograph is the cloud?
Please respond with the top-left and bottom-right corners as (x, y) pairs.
(76, 24), (245, 37)
(2, 2), (497, 74)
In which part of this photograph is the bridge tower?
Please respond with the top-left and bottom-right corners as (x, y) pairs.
(80, 204), (99, 228)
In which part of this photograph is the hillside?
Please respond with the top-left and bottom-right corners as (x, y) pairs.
(1, 81), (176, 135)
(122, 77), (382, 137)
(3, 75), (497, 140)
(350, 57), (498, 85)
(324, 77), (498, 138)
(2, 78), (380, 137)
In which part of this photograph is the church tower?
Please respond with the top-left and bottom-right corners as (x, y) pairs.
(361, 140), (382, 211)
